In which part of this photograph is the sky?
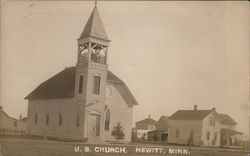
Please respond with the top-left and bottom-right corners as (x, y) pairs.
(1, 1), (249, 139)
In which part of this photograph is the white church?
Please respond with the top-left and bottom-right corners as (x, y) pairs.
(25, 4), (138, 142)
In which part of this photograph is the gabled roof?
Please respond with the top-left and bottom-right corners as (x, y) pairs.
(169, 110), (213, 120)
(157, 116), (169, 123)
(79, 5), (109, 41)
(25, 67), (76, 100)
(1, 108), (20, 121)
(216, 113), (237, 125)
(25, 66), (138, 106)
(156, 116), (169, 131)
(136, 118), (157, 125)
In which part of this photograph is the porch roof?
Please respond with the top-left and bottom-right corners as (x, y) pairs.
(221, 128), (243, 135)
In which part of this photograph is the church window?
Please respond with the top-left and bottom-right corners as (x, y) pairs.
(46, 113), (49, 125)
(104, 109), (110, 130)
(59, 113), (62, 126)
(93, 76), (101, 94)
(79, 75), (84, 93)
(76, 113), (80, 127)
(34, 113), (38, 124)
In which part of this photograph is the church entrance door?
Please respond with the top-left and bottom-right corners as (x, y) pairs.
(88, 113), (101, 137)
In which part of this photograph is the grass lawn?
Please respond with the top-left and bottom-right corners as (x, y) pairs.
(0, 137), (249, 156)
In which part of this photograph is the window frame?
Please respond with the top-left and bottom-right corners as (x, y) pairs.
(79, 75), (84, 94)
(34, 113), (38, 124)
(207, 131), (210, 140)
(59, 113), (62, 126)
(176, 129), (180, 139)
(46, 113), (49, 125)
(104, 109), (110, 130)
(93, 75), (101, 95)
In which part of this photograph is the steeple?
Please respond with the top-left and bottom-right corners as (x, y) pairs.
(76, 3), (110, 66)
(78, 4), (109, 41)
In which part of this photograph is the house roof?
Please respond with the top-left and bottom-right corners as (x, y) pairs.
(221, 128), (242, 135)
(216, 113), (237, 125)
(169, 110), (213, 120)
(156, 116), (169, 131)
(78, 5), (109, 41)
(25, 66), (138, 106)
(157, 116), (169, 124)
(136, 118), (157, 125)
(1, 108), (19, 121)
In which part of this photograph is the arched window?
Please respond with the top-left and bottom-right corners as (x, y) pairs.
(104, 109), (110, 130)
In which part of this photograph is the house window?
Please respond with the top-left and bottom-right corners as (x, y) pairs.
(76, 113), (80, 127)
(209, 117), (215, 126)
(59, 113), (62, 126)
(176, 129), (180, 139)
(214, 132), (217, 141)
(104, 109), (110, 130)
(46, 114), (49, 125)
(79, 75), (84, 93)
(13, 121), (17, 127)
(93, 76), (101, 94)
(206, 131), (210, 140)
(34, 113), (38, 124)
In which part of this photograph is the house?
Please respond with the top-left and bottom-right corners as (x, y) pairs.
(168, 105), (242, 147)
(25, 4), (138, 143)
(0, 106), (27, 136)
(147, 116), (169, 142)
(133, 115), (156, 140)
(136, 115), (156, 131)
(133, 115), (170, 142)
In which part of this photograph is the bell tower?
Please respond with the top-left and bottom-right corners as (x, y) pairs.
(75, 3), (110, 141)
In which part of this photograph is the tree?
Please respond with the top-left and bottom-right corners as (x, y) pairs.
(111, 122), (125, 142)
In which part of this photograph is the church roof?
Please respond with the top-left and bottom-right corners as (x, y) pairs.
(78, 5), (109, 41)
(169, 110), (213, 120)
(25, 67), (138, 107)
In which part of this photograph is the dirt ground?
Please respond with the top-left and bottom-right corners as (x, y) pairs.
(0, 137), (249, 156)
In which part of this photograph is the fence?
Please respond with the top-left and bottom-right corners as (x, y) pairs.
(0, 128), (26, 136)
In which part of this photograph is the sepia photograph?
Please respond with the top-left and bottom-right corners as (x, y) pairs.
(0, 1), (249, 156)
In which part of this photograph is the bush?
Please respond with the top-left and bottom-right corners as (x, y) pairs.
(111, 123), (125, 142)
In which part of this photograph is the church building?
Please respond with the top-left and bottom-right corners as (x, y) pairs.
(25, 4), (138, 142)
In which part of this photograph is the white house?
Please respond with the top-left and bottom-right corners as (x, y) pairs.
(168, 105), (242, 146)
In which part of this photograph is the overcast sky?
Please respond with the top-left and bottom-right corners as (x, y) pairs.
(1, 1), (249, 139)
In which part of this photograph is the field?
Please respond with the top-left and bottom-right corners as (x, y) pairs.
(0, 137), (249, 156)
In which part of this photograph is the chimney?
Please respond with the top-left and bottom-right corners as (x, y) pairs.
(148, 114), (151, 119)
(194, 105), (197, 111)
(212, 108), (216, 111)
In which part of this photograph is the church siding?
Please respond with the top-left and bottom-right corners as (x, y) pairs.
(27, 98), (85, 140)
(104, 83), (133, 142)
